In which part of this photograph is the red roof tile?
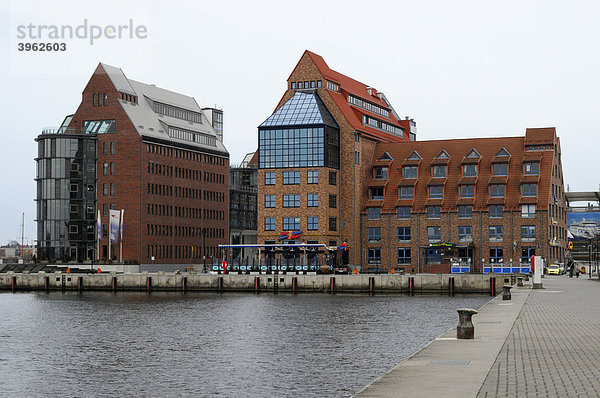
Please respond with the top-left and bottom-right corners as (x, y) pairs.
(365, 135), (557, 212)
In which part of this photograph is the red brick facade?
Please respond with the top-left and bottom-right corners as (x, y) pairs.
(362, 128), (566, 272)
(67, 64), (229, 264)
(257, 51), (413, 265)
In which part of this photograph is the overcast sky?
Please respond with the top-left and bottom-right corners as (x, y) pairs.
(1, 0), (599, 245)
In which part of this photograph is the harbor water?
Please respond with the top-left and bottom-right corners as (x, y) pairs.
(0, 292), (490, 397)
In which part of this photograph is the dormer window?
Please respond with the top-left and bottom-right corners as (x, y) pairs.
(291, 82), (296, 89)
(374, 167), (388, 179)
(492, 163), (508, 176)
(429, 185), (443, 199)
(435, 150), (450, 159)
(466, 149), (481, 158)
(407, 151), (422, 160)
(403, 166), (417, 179)
(462, 164), (477, 177)
(522, 183), (537, 197)
(496, 147), (510, 157)
(524, 162), (539, 175)
(378, 151), (393, 161)
(370, 188), (384, 200)
(432, 165), (446, 178)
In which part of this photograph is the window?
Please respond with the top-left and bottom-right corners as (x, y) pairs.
(368, 207), (381, 220)
(521, 204), (536, 218)
(291, 82), (296, 90)
(282, 194), (300, 208)
(69, 225), (78, 234)
(355, 151), (360, 164)
(397, 206), (411, 219)
(283, 217), (300, 230)
(399, 186), (414, 200)
(521, 247), (536, 263)
(432, 165), (446, 178)
(367, 248), (381, 265)
(429, 185), (443, 199)
(307, 216), (319, 231)
(427, 226), (441, 242)
(522, 183), (537, 197)
(524, 162), (539, 175)
(265, 194), (275, 208)
(317, 80), (322, 88)
(110, 183), (115, 196)
(489, 205), (503, 218)
(492, 163), (508, 176)
(265, 172), (275, 185)
(397, 248), (411, 265)
(403, 166), (417, 179)
(398, 226), (411, 241)
(458, 226), (473, 242)
(265, 217), (275, 231)
(458, 205), (472, 218)
(307, 193), (319, 207)
(374, 167), (388, 179)
(490, 184), (505, 198)
(283, 171), (300, 185)
(298, 82), (303, 89)
(496, 147), (510, 157)
(329, 171), (337, 185)
(70, 204), (78, 213)
(367, 227), (381, 242)
(370, 188), (384, 200)
(103, 162), (109, 176)
(490, 247), (504, 263)
(307, 170), (319, 184)
(92, 93), (97, 106)
(521, 225), (536, 241)
(103, 142), (109, 155)
(462, 164), (477, 177)
(427, 206), (441, 219)
(435, 150), (450, 159)
(489, 225), (504, 242)
(460, 185), (475, 198)
(329, 194), (337, 208)
(329, 217), (337, 231)
(103, 93), (108, 106)
(103, 183), (109, 196)
(110, 163), (115, 176)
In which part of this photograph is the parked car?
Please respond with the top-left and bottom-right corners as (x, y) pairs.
(547, 264), (561, 275)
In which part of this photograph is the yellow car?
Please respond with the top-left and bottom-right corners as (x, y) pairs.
(547, 264), (560, 275)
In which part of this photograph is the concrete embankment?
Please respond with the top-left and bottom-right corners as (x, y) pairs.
(0, 272), (512, 294)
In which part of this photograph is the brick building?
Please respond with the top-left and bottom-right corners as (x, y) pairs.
(35, 63), (229, 263)
(362, 128), (566, 272)
(257, 51), (415, 266)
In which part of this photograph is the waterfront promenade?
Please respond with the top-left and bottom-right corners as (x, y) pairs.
(356, 276), (600, 397)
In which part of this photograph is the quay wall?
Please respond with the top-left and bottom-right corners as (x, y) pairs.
(0, 273), (513, 294)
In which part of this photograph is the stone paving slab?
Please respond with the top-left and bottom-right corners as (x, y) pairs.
(477, 276), (600, 397)
(355, 288), (530, 398)
(356, 276), (600, 398)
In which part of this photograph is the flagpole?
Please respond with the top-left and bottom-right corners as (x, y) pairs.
(97, 210), (101, 261)
(119, 209), (124, 263)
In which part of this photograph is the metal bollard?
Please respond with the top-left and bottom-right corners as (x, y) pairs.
(489, 277), (496, 296)
(146, 276), (152, 293)
(457, 308), (478, 339)
(254, 276), (260, 293)
(369, 276), (375, 295)
(502, 285), (512, 300)
(408, 277), (415, 296)
(449, 276), (455, 297)
(517, 277), (523, 287)
(329, 276), (335, 294)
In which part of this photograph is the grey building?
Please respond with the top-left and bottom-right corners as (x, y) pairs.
(229, 152), (257, 260)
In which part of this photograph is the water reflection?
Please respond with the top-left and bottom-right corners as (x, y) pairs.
(0, 292), (490, 397)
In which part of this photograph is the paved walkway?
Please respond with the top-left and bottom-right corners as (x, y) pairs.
(356, 276), (600, 397)
(477, 276), (600, 397)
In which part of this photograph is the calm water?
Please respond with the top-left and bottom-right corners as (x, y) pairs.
(0, 292), (490, 397)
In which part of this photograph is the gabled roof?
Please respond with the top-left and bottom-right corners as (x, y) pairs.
(98, 63), (227, 154)
(465, 149), (481, 158)
(290, 51), (408, 143)
(407, 150), (422, 160)
(378, 151), (393, 161)
(495, 147), (511, 157)
(435, 149), (450, 159)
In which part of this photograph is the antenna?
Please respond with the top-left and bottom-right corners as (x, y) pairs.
(21, 212), (24, 259)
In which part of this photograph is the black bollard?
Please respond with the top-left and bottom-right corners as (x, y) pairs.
(255, 276), (260, 293)
(182, 276), (187, 292)
(517, 277), (523, 287)
(457, 308), (478, 339)
(502, 285), (512, 300)
(112, 276), (117, 292)
(147, 276), (152, 293)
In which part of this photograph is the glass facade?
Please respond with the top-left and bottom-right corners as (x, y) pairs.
(258, 127), (339, 169)
(35, 133), (97, 261)
(258, 91), (340, 169)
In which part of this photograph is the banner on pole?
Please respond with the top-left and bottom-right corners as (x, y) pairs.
(97, 210), (102, 242)
(120, 209), (124, 241)
(109, 209), (120, 244)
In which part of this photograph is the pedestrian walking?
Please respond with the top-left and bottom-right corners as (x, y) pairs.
(569, 262), (574, 278)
